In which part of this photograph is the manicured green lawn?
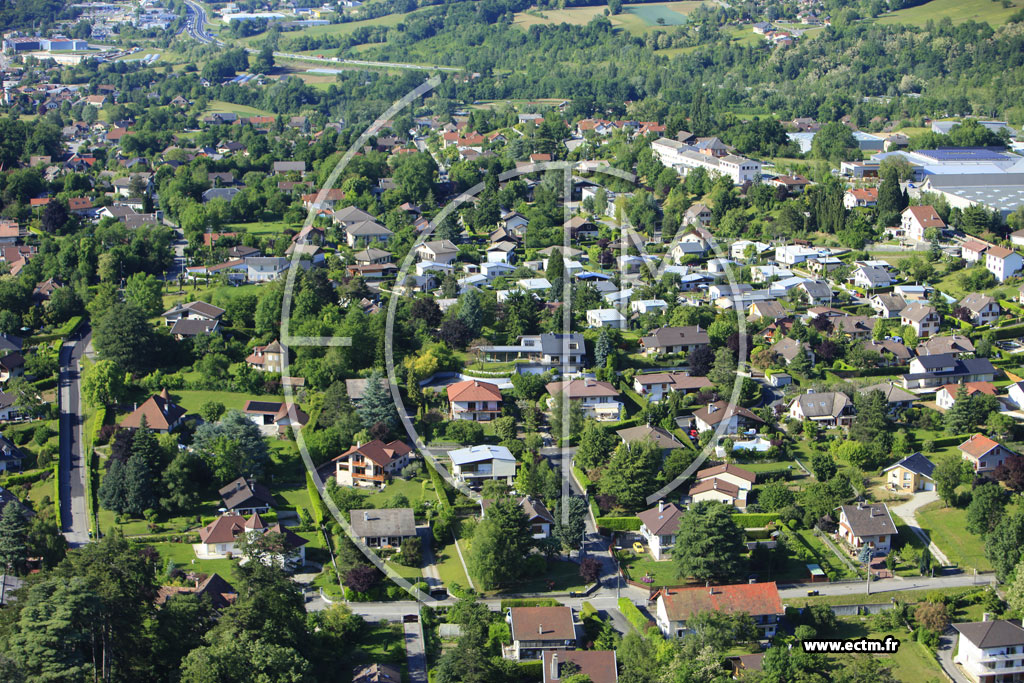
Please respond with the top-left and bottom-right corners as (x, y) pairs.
(786, 585), (978, 608)
(223, 220), (297, 237)
(205, 99), (275, 117)
(161, 282), (268, 311)
(385, 560), (423, 581)
(365, 475), (436, 509)
(828, 617), (944, 682)
(434, 538), (471, 588)
(169, 389), (285, 414)
(485, 559), (586, 595)
(916, 500), (992, 571)
(874, 0), (1023, 27)
(616, 549), (681, 587)
(148, 541), (240, 579)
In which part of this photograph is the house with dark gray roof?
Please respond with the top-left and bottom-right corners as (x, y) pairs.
(349, 508), (416, 548)
(902, 353), (997, 390)
(954, 618), (1024, 681)
(787, 390), (854, 427)
(882, 453), (935, 493)
(837, 502), (897, 553)
(219, 476), (275, 515)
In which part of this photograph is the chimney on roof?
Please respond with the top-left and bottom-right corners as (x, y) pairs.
(983, 612), (992, 622)
(707, 403), (716, 414)
(550, 652), (559, 680)
(363, 511), (369, 522)
(538, 624), (544, 635)
(658, 500), (665, 513)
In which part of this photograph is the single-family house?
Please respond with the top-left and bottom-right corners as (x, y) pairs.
(416, 240), (459, 265)
(882, 452), (935, 493)
(481, 496), (554, 539)
(902, 205), (945, 242)
(851, 264), (892, 289)
(546, 378), (622, 421)
(959, 293), (1000, 326)
(246, 340), (286, 373)
(870, 293), (907, 319)
(543, 651), (617, 683)
(345, 221), (393, 248)
(332, 440), (414, 488)
(449, 445), (517, 487)
(771, 337), (815, 367)
(353, 663), (402, 683)
(843, 188), (878, 209)
(506, 606), (577, 660)
(639, 326), (709, 356)
(936, 382), (997, 411)
(244, 256), (290, 282)
(695, 463), (756, 492)
(637, 501), (684, 560)
(486, 240), (516, 264)
(959, 433), (1017, 474)
(986, 246), (1024, 283)
(349, 508), (417, 548)
(901, 302), (941, 338)
(195, 513), (266, 559)
(161, 300), (225, 327)
(953, 618), (1024, 683)
(918, 334), (976, 357)
(631, 299), (668, 316)
(860, 339), (912, 366)
(962, 240), (990, 264)
(586, 309), (627, 329)
(692, 401), (765, 434)
(219, 476), (275, 515)
(748, 300), (788, 322)
(0, 433), (25, 472)
(689, 478), (746, 509)
(632, 372), (712, 403)
(837, 502), (897, 553)
(120, 389), (186, 432)
(787, 390), (854, 428)
(654, 582), (783, 639)
(447, 379), (502, 422)
(901, 354), (997, 390)
(796, 280), (833, 306)
(242, 400), (309, 433)
(616, 424), (684, 454)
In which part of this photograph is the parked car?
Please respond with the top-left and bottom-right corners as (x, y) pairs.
(632, 542), (644, 554)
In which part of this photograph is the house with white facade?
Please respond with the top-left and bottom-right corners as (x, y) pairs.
(959, 433), (1018, 474)
(902, 205), (946, 242)
(901, 302), (941, 338)
(986, 246), (1024, 283)
(837, 502), (897, 553)
(637, 501), (684, 560)
(546, 378), (622, 421)
(654, 583), (783, 639)
(959, 293), (1000, 326)
(953, 618), (1024, 683)
(448, 445), (517, 487)
(446, 379), (503, 422)
(586, 308), (627, 329)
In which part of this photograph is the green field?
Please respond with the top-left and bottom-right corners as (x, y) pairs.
(514, 1), (705, 34)
(223, 220), (297, 237)
(238, 9), (416, 45)
(161, 282), (268, 311)
(623, 4), (689, 26)
(169, 389), (285, 414)
(830, 617), (945, 682)
(915, 500), (992, 571)
(205, 99), (274, 118)
(874, 0), (1024, 27)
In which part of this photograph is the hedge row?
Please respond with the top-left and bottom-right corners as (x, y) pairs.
(596, 516), (642, 532)
(731, 513), (779, 528)
(515, 662), (543, 680)
(306, 471), (324, 527)
(130, 533), (201, 543)
(995, 324), (1024, 340)
(3, 469), (49, 486)
(426, 459), (452, 511)
(52, 463), (60, 523)
(618, 598), (652, 631)
(86, 407), (108, 537)
(500, 598), (561, 609)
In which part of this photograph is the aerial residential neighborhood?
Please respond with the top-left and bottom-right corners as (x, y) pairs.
(2, 0), (1024, 681)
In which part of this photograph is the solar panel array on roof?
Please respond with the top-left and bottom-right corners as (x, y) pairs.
(916, 148), (1011, 162)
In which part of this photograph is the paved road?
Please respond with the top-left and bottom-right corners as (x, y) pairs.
(889, 490), (951, 566)
(404, 620), (428, 683)
(777, 571), (995, 599)
(938, 627), (972, 683)
(182, 0), (459, 72)
(58, 329), (92, 548)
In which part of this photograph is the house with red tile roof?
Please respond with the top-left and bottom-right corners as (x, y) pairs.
(331, 440), (414, 488)
(447, 379), (503, 422)
(119, 389), (186, 432)
(843, 187), (877, 209)
(543, 651), (617, 683)
(959, 433), (1018, 473)
(653, 582), (783, 638)
(936, 382), (996, 411)
(902, 205), (945, 242)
